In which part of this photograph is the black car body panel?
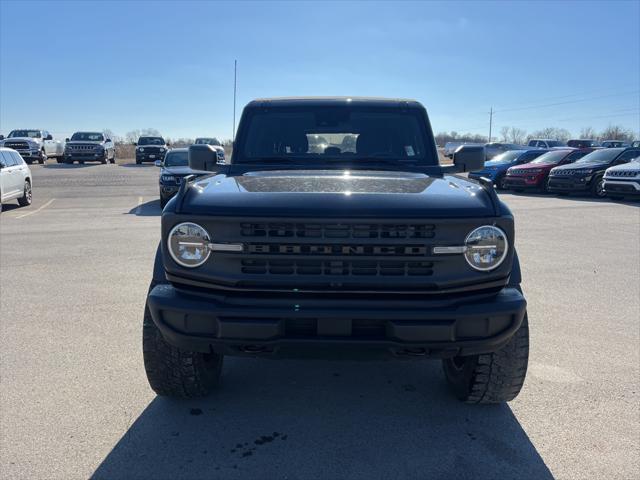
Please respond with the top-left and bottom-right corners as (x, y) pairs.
(147, 97), (526, 359)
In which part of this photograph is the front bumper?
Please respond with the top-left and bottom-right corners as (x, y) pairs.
(147, 284), (527, 358)
(604, 179), (640, 197)
(547, 176), (590, 192)
(65, 151), (107, 162)
(503, 175), (543, 189)
(13, 150), (41, 160)
(137, 152), (165, 162)
(160, 184), (180, 199)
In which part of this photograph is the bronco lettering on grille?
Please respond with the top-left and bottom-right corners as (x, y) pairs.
(247, 244), (428, 256)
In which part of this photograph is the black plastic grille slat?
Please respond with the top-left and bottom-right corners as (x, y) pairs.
(240, 223), (435, 239)
(241, 259), (434, 276)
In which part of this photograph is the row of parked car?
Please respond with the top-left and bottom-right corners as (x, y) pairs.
(0, 130), (226, 166)
(468, 146), (640, 200)
(444, 138), (638, 160)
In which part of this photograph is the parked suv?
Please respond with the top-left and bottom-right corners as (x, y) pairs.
(64, 132), (115, 164)
(469, 149), (547, 189)
(136, 136), (168, 164)
(600, 140), (627, 148)
(567, 139), (600, 148)
(504, 148), (595, 192)
(194, 138), (226, 163)
(156, 148), (209, 208)
(0, 129), (64, 164)
(0, 148), (32, 209)
(527, 139), (565, 149)
(548, 147), (640, 197)
(142, 97), (529, 404)
(603, 156), (640, 200)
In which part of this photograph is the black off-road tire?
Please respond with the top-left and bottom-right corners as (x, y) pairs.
(39, 150), (46, 164)
(143, 301), (223, 398)
(591, 175), (605, 198)
(56, 156), (64, 164)
(442, 313), (529, 404)
(17, 180), (32, 206)
(110, 151), (116, 164)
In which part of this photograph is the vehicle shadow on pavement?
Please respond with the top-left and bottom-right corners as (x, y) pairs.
(126, 199), (162, 216)
(92, 360), (552, 480)
(119, 163), (155, 168)
(43, 163), (101, 169)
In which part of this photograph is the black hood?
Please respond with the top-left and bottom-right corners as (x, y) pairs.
(162, 166), (210, 176)
(178, 170), (497, 218)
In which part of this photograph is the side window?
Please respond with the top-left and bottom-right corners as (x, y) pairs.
(0, 151), (10, 167)
(1, 151), (16, 166)
(11, 152), (25, 165)
(617, 150), (640, 163)
(565, 151), (588, 162)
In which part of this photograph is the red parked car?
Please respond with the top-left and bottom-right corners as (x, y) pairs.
(503, 148), (598, 192)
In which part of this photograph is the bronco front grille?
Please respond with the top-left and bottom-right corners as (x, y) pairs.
(240, 223), (435, 239)
(240, 259), (434, 276)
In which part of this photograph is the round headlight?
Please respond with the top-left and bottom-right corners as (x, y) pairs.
(464, 226), (508, 271)
(139, 147), (144, 152)
(160, 147), (165, 152)
(168, 222), (211, 268)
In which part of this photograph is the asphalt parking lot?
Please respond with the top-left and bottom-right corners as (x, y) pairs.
(1, 161), (638, 480)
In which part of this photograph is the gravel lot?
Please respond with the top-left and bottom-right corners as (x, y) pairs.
(1, 161), (638, 480)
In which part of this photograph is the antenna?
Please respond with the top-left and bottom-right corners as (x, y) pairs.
(232, 60), (237, 140)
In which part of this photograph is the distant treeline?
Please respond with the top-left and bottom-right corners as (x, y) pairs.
(435, 124), (636, 146)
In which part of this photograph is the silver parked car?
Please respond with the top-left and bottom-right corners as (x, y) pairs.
(0, 148), (32, 209)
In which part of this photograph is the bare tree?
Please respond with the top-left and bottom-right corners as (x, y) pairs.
(500, 126), (510, 142)
(600, 124), (635, 141)
(508, 127), (527, 144)
(125, 130), (141, 144)
(528, 127), (571, 142)
(579, 127), (597, 139)
(102, 129), (119, 143)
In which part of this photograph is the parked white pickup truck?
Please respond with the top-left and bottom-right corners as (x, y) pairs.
(0, 129), (65, 164)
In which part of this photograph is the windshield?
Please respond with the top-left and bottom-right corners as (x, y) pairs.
(138, 137), (165, 146)
(576, 149), (623, 164)
(164, 151), (188, 167)
(487, 150), (524, 164)
(237, 106), (434, 165)
(195, 138), (221, 146)
(529, 150), (572, 165)
(9, 130), (41, 138)
(71, 132), (104, 141)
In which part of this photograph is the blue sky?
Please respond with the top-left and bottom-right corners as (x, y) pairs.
(1, 0), (638, 141)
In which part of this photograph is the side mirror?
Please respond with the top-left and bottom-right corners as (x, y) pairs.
(154, 160), (162, 167)
(0, 135), (4, 140)
(106, 138), (112, 143)
(45, 134), (53, 141)
(133, 142), (137, 146)
(452, 145), (485, 172)
(65, 138), (70, 142)
(189, 144), (224, 172)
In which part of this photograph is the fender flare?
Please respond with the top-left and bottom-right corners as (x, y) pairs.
(152, 242), (167, 285)
(508, 249), (522, 287)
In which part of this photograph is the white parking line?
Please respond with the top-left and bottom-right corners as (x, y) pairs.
(135, 196), (143, 215)
(15, 198), (55, 219)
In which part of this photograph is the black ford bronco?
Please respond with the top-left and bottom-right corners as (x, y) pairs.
(143, 97), (529, 404)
